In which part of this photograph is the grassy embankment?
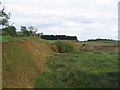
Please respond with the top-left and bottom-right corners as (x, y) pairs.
(2, 36), (118, 88)
(2, 36), (54, 88)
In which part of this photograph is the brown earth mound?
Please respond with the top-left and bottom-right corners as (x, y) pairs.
(2, 39), (54, 88)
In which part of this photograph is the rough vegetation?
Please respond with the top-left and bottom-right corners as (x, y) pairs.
(55, 40), (76, 53)
(2, 36), (119, 88)
(34, 50), (118, 88)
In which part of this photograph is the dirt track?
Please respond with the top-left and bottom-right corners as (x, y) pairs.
(77, 42), (119, 52)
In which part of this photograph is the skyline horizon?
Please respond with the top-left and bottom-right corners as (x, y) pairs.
(0, 0), (118, 41)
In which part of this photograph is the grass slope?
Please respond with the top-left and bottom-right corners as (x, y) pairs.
(2, 36), (54, 88)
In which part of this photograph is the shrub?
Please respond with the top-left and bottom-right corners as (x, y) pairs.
(55, 41), (76, 53)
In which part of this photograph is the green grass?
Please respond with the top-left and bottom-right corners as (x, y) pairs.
(2, 35), (28, 43)
(2, 36), (119, 88)
(2, 36), (77, 46)
(39, 39), (58, 44)
(34, 50), (118, 88)
(2, 35), (59, 44)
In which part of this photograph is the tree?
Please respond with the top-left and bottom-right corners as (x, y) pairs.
(38, 32), (43, 37)
(28, 26), (34, 36)
(0, 3), (10, 26)
(2, 26), (17, 36)
(21, 26), (27, 32)
(28, 26), (38, 36)
(20, 26), (39, 37)
(33, 28), (38, 36)
(0, 2), (17, 37)
(28, 26), (34, 31)
(20, 26), (30, 36)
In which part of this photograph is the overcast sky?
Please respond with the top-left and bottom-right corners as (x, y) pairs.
(1, 0), (119, 40)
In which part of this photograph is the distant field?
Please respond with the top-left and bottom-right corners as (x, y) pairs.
(79, 40), (119, 43)
(77, 43), (118, 52)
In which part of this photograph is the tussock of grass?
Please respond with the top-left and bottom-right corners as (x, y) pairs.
(55, 41), (76, 53)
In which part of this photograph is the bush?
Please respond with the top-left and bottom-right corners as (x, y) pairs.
(55, 41), (76, 53)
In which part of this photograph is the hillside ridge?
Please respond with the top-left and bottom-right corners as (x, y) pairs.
(2, 37), (54, 88)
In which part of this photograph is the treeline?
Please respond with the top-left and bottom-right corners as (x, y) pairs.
(2, 25), (43, 37)
(41, 35), (77, 40)
(0, 4), (43, 37)
(1, 4), (78, 40)
(87, 39), (115, 41)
